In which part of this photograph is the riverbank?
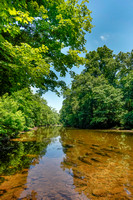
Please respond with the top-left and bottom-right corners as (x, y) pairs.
(1, 125), (133, 144)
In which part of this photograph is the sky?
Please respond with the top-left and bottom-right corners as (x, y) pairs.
(43, 0), (133, 112)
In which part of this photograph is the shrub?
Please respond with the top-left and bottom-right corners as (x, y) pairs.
(0, 94), (25, 137)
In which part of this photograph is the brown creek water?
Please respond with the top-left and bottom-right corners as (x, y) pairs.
(0, 127), (133, 200)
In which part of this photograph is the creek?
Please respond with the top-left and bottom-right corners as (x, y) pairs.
(0, 127), (133, 199)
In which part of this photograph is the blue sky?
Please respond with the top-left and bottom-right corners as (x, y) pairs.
(43, 0), (133, 112)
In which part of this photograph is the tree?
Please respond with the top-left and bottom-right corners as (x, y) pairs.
(60, 73), (124, 128)
(0, 88), (60, 138)
(120, 72), (133, 128)
(84, 45), (121, 86)
(60, 46), (133, 129)
(0, 94), (25, 137)
(116, 50), (133, 79)
(0, 0), (93, 95)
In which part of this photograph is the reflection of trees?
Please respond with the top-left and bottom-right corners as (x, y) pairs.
(0, 127), (63, 176)
(0, 127), (63, 199)
(0, 141), (49, 176)
(60, 129), (133, 199)
(16, 126), (64, 142)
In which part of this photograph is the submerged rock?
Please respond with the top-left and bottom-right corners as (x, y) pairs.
(78, 156), (92, 165)
(90, 147), (98, 150)
(95, 151), (111, 157)
(85, 152), (92, 156)
(92, 189), (107, 197)
(63, 144), (74, 148)
(92, 144), (100, 147)
(101, 147), (123, 155)
(108, 145), (119, 149)
(101, 148), (116, 153)
(91, 158), (100, 162)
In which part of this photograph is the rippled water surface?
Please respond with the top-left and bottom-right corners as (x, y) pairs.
(1, 127), (133, 199)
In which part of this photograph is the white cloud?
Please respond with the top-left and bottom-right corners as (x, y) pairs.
(100, 35), (106, 41)
(100, 34), (109, 41)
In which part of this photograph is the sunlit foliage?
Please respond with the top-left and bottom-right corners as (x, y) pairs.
(0, 89), (59, 138)
(0, 0), (93, 95)
(60, 46), (133, 129)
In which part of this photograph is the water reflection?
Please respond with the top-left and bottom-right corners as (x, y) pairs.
(19, 133), (87, 200)
(0, 127), (133, 199)
(0, 127), (63, 199)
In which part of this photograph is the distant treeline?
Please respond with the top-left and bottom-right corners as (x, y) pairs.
(0, 88), (59, 138)
(60, 46), (133, 129)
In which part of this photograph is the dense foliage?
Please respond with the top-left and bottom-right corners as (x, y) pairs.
(60, 46), (133, 129)
(0, 0), (92, 138)
(0, 0), (93, 95)
(0, 89), (59, 138)
(2, 0), (133, 132)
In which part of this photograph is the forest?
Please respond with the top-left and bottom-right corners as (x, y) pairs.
(0, 0), (133, 139)
(0, 0), (92, 138)
(60, 46), (133, 129)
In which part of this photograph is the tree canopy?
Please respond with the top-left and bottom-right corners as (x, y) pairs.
(60, 74), (124, 128)
(60, 46), (133, 129)
(0, 0), (93, 138)
(0, 0), (93, 95)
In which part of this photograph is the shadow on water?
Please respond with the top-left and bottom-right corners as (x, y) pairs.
(0, 127), (133, 199)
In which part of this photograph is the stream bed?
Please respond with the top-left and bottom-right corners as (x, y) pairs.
(0, 127), (133, 199)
